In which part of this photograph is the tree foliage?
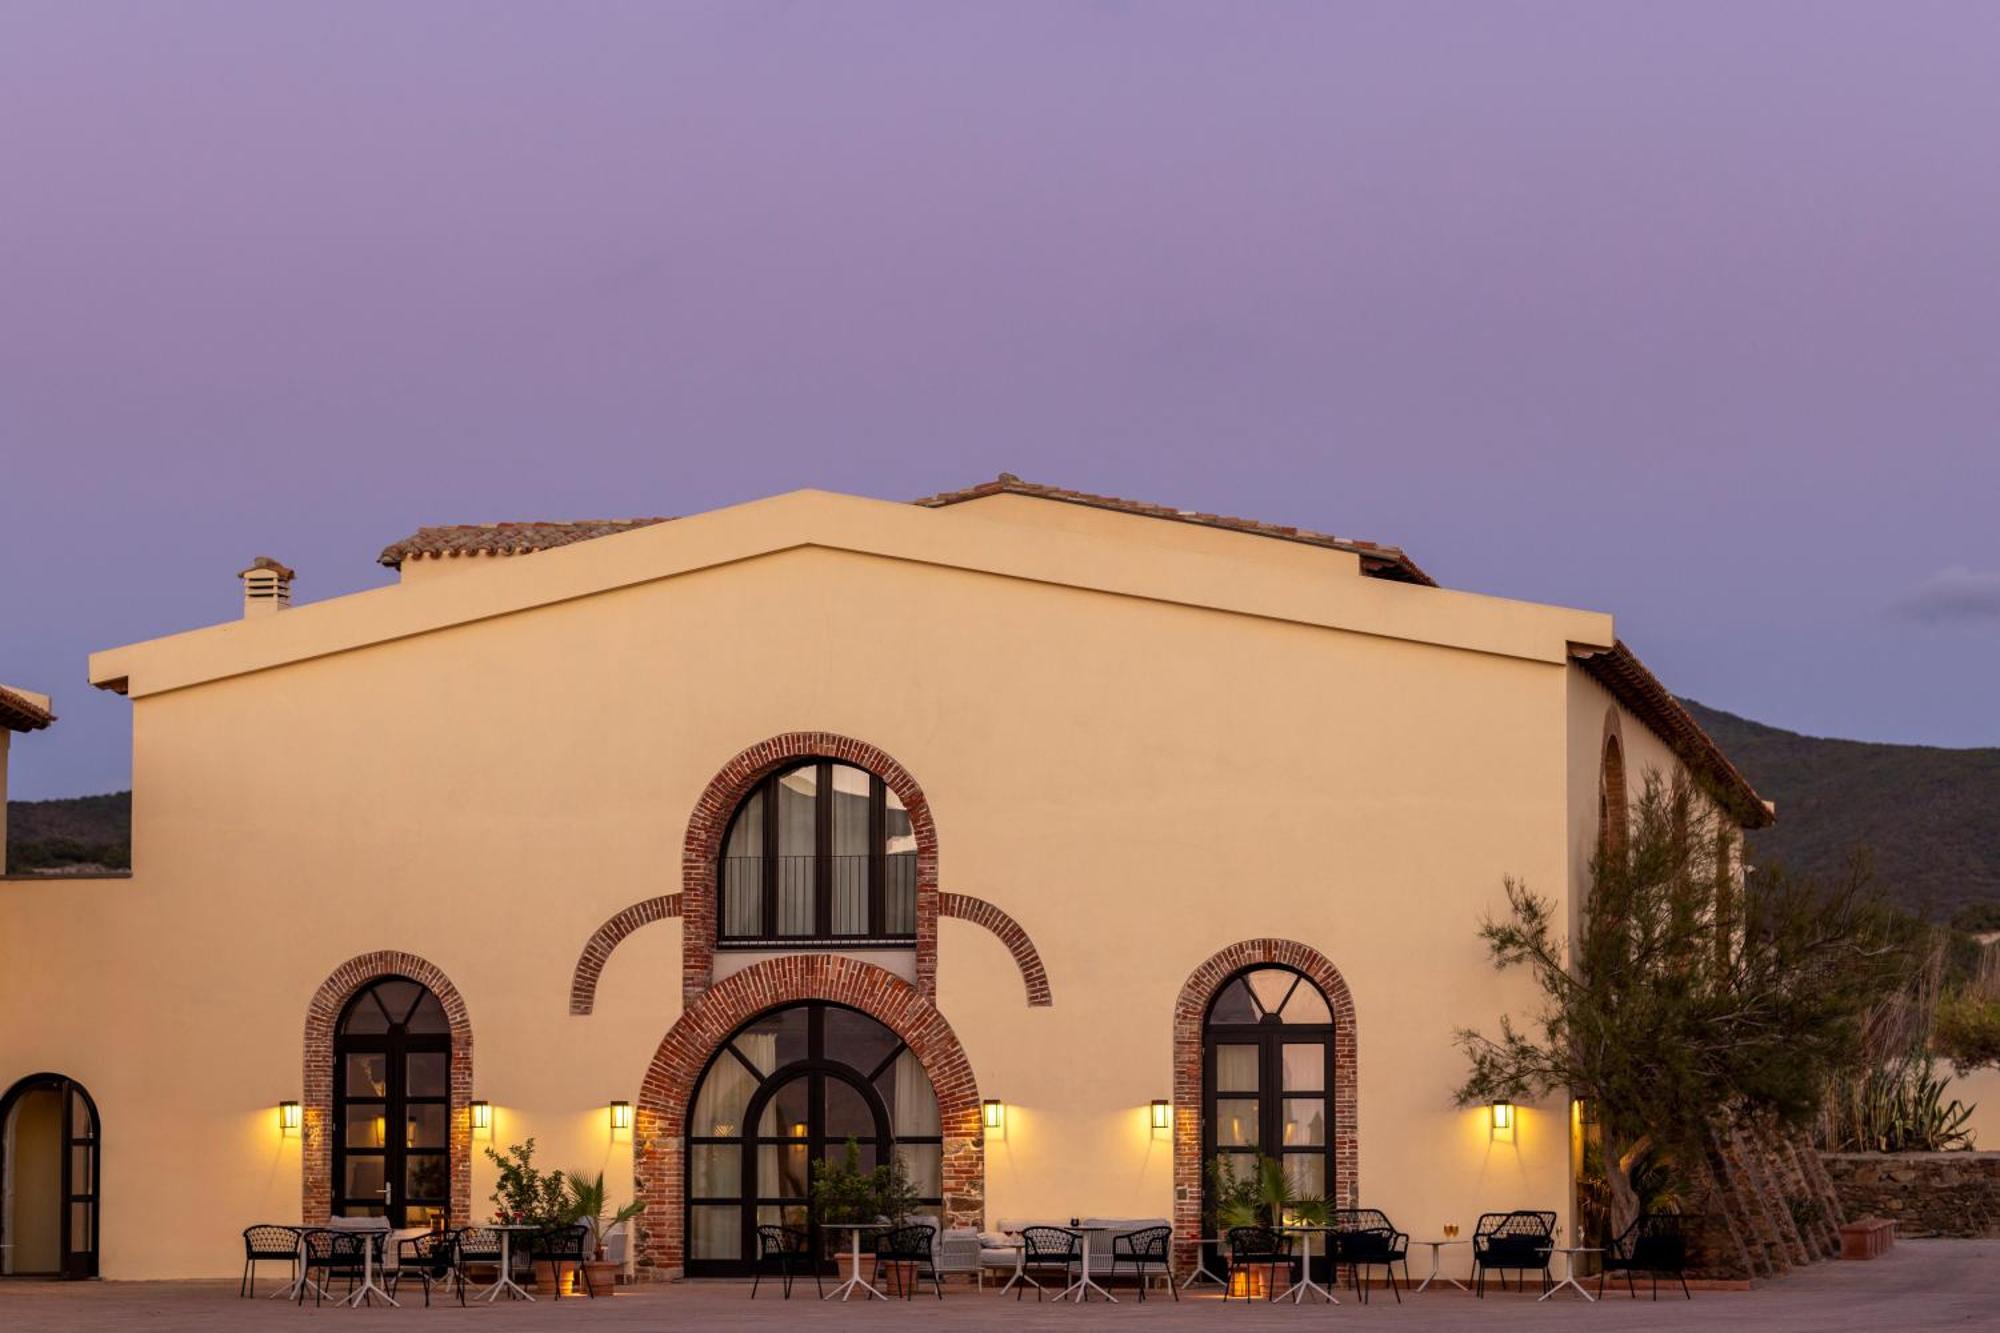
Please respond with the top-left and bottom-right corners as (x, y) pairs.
(1455, 771), (1908, 1226)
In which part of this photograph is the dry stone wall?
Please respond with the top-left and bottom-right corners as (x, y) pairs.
(1820, 1152), (2000, 1238)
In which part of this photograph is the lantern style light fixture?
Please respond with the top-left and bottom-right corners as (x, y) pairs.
(981, 1099), (1004, 1130)
(470, 1100), (492, 1133)
(1491, 1098), (1514, 1132)
(278, 1100), (301, 1134)
(1150, 1099), (1172, 1131)
(609, 1100), (633, 1132)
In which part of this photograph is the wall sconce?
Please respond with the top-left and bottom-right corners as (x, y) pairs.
(982, 1099), (1004, 1130)
(278, 1100), (301, 1134)
(1491, 1098), (1514, 1132)
(1150, 1100), (1172, 1131)
(470, 1100), (492, 1133)
(609, 1100), (633, 1132)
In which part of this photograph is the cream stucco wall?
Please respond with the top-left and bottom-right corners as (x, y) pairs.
(3, 488), (1670, 1278)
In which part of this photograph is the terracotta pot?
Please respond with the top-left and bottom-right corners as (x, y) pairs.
(834, 1251), (863, 1284)
(879, 1260), (920, 1296)
(532, 1260), (578, 1296)
(582, 1260), (620, 1294)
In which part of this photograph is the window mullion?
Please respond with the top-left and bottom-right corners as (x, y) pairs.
(761, 776), (778, 940)
(869, 776), (885, 938)
(816, 762), (832, 938)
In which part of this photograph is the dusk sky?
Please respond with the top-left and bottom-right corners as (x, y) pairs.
(3, 1), (1998, 800)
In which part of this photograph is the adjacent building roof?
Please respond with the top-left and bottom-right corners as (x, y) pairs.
(376, 475), (1433, 585)
(380, 518), (675, 567)
(1576, 641), (1774, 829)
(912, 474), (1436, 586)
(0, 683), (55, 732)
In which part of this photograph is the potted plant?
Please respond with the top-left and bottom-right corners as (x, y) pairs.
(483, 1139), (576, 1293)
(811, 1139), (880, 1283)
(1208, 1155), (1327, 1295)
(565, 1168), (646, 1295)
(870, 1149), (925, 1293)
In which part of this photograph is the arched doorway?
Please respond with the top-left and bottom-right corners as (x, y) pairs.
(331, 977), (454, 1226)
(1202, 966), (1337, 1204)
(683, 1002), (943, 1275)
(0, 1074), (99, 1279)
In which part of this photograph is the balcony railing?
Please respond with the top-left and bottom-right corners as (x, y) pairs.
(719, 853), (917, 944)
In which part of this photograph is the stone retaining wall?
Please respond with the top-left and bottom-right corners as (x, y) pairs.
(1820, 1151), (2000, 1238)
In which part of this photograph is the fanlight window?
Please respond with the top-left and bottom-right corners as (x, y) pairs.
(719, 760), (917, 945)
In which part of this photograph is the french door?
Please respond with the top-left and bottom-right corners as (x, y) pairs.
(332, 978), (452, 1226)
(0, 1073), (99, 1279)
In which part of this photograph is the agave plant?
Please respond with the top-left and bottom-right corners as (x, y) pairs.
(1832, 1055), (1975, 1152)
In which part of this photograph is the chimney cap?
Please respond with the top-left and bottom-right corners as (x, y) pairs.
(238, 556), (296, 581)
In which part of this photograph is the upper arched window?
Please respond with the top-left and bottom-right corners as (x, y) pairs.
(719, 760), (916, 946)
(1599, 734), (1629, 861)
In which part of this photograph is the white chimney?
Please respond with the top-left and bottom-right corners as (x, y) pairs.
(238, 556), (295, 618)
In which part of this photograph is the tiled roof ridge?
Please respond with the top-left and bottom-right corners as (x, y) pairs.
(378, 518), (674, 567)
(0, 682), (55, 732)
(1576, 639), (1774, 829)
(912, 474), (1436, 586)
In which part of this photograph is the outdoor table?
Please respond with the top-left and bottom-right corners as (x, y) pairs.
(1275, 1225), (1340, 1305)
(823, 1222), (892, 1302)
(339, 1229), (398, 1308)
(1178, 1236), (1227, 1291)
(479, 1223), (542, 1303)
(1539, 1246), (1602, 1302)
(1049, 1225), (1116, 1304)
(990, 1238), (1031, 1295)
(1413, 1237), (1470, 1293)
(274, 1231), (320, 1302)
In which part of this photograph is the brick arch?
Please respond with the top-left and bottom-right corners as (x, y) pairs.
(680, 733), (940, 1004)
(570, 894), (683, 1015)
(940, 892), (1053, 1007)
(631, 955), (981, 1276)
(302, 951), (474, 1225)
(1171, 939), (1358, 1270)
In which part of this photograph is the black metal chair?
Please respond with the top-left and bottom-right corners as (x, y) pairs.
(1110, 1225), (1176, 1301)
(1331, 1209), (1409, 1304)
(1599, 1213), (1691, 1300)
(1224, 1226), (1297, 1302)
(529, 1222), (594, 1299)
(296, 1228), (366, 1306)
(873, 1222), (943, 1300)
(454, 1226), (503, 1291)
(239, 1224), (301, 1298)
(1472, 1210), (1556, 1296)
(750, 1224), (820, 1299)
(386, 1230), (465, 1307)
(1015, 1226), (1080, 1301)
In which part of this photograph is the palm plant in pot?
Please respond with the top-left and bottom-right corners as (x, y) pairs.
(565, 1169), (646, 1295)
(1208, 1155), (1328, 1294)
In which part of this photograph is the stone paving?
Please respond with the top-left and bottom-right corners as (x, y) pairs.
(0, 1239), (1993, 1332)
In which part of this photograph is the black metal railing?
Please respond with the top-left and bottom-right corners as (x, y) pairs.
(719, 853), (917, 943)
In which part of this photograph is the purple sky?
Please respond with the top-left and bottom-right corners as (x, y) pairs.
(4, 2), (1999, 799)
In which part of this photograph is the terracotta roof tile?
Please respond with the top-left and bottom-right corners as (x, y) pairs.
(912, 474), (1437, 586)
(0, 683), (54, 732)
(378, 518), (674, 567)
(1576, 640), (1773, 829)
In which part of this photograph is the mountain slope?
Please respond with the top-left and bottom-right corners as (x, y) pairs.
(1681, 699), (2000, 921)
(4, 791), (130, 873)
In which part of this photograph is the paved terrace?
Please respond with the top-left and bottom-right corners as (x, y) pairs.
(0, 1240), (1992, 1332)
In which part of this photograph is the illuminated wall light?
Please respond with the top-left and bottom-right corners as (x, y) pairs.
(470, 1100), (492, 1132)
(1150, 1099), (1172, 1131)
(278, 1100), (301, 1134)
(982, 1099), (1004, 1130)
(609, 1100), (633, 1132)
(1491, 1099), (1514, 1132)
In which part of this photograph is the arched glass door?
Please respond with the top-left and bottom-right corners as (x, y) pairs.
(684, 1002), (942, 1275)
(0, 1074), (99, 1279)
(1202, 966), (1336, 1207)
(333, 977), (452, 1226)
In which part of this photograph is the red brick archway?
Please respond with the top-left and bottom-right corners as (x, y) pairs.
(631, 955), (982, 1276)
(302, 951), (474, 1225)
(680, 733), (940, 1004)
(1171, 939), (1358, 1271)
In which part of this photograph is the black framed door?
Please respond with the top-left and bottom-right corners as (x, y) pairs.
(684, 1002), (944, 1276)
(332, 978), (452, 1226)
(0, 1073), (99, 1280)
(1201, 966), (1336, 1216)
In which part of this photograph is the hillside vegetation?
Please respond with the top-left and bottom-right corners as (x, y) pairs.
(1681, 699), (2000, 925)
(4, 791), (130, 873)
